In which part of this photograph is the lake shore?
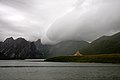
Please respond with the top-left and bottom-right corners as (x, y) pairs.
(45, 54), (120, 63)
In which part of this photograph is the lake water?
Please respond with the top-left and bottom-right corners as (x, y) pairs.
(0, 60), (120, 80)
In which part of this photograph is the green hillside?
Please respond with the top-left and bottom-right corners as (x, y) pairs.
(81, 32), (120, 54)
(48, 40), (89, 58)
(46, 54), (120, 63)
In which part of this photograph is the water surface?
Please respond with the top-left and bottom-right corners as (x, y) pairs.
(0, 60), (120, 80)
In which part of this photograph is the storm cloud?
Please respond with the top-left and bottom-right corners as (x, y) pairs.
(0, 0), (120, 44)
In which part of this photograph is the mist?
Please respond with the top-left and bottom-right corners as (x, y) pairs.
(0, 0), (76, 42)
(0, 0), (120, 44)
(44, 0), (120, 44)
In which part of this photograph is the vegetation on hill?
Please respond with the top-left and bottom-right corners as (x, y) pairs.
(48, 40), (89, 58)
(81, 32), (120, 54)
(45, 54), (120, 63)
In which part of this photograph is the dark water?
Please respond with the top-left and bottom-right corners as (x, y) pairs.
(0, 60), (120, 80)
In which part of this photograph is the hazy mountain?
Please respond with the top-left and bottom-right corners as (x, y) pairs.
(81, 32), (120, 54)
(34, 39), (50, 58)
(47, 40), (89, 58)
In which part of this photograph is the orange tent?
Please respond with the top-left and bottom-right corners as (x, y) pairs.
(73, 51), (83, 56)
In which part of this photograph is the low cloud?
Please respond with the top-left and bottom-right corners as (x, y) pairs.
(0, 0), (75, 41)
(0, 0), (120, 44)
(44, 0), (120, 44)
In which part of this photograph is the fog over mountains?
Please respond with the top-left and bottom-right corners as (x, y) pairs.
(0, 0), (120, 59)
(0, 0), (120, 44)
(81, 32), (120, 54)
(0, 32), (120, 59)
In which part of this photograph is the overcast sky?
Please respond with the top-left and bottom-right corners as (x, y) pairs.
(0, 0), (120, 44)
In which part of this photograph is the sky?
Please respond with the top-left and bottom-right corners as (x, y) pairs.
(0, 0), (120, 44)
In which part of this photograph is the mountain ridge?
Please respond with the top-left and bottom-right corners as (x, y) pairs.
(81, 32), (120, 54)
(0, 32), (120, 59)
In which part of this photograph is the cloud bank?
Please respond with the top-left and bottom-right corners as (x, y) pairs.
(45, 0), (120, 44)
(0, 0), (120, 44)
(0, 0), (75, 42)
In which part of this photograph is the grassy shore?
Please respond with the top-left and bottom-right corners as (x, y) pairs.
(45, 54), (120, 63)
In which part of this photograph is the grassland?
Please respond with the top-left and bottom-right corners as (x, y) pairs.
(45, 54), (120, 63)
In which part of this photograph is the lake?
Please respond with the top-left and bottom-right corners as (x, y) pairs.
(0, 60), (120, 80)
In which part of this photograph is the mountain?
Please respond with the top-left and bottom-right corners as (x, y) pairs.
(0, 37), (43, 59)
(81, 32), (120, 54)
(0, 38), (89, 59)
(47, 40), (89, 58)
(0, 52), (8, 59)
(0, 32), (119, 59)
(34, 39), (50, 58)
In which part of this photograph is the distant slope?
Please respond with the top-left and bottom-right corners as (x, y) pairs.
(47, 40), (89, 58)
(81, 32), (120, 54)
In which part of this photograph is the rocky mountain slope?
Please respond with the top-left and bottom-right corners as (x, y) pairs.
(0, 37), (43, 59)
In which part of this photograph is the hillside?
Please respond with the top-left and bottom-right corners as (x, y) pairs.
(81, 32), (120, 54)
(46, 54), (120, 63)
(47, 40), (89, 58)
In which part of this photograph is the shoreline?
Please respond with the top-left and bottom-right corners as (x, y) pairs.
(45, 54), (120, 63)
